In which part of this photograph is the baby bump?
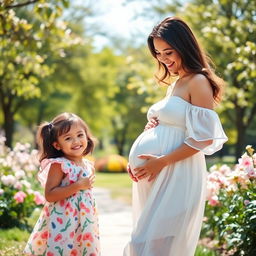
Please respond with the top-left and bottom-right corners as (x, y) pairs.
(129, 129), (162, 174)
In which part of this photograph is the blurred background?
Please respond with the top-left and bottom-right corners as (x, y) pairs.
(0, 0), (255, 255)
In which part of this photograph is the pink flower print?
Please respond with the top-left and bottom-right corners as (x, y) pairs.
(34, 191), (45, 205)
(57, 217), (63, 224)
(44, 206), (50, 217)
(41, 231), (49, 239)
(70, 249), (78, 256)
(80, 202), (86, 209)
(85, 207), (90, 213)
(47, 252), (54, 256)
(33, 233), (39, 240)
(70, 231), (75, 238)
(89, 254), (97, 256)
(54, 233), (63, 242)
(73, 209), (78, 217)
(60, 199), (65, 207)
(13, 191), (26, 203)
(77, 234), (82, 242)
(65, 202), (71, 209)
(82, 232), (94, 242)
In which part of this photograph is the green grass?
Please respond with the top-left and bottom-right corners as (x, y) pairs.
(95, 171), (132, 204)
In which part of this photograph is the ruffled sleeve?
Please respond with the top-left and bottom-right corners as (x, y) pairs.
(38, 157), (71, 187)
(184, 105), (228, 155)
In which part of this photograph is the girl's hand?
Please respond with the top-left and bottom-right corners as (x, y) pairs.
(127, 163), (138, 182)
(144, 117), (159, 131)
(134, 154), (166, 182)
(77, 174), (95, 190)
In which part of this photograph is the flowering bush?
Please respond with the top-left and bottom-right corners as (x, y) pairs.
(95, 154), (128, 172)
(0, 136), (45, 228)
(204, 145), (256, 255)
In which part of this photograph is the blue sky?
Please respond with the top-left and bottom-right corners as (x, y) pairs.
(85, 0), (160, 49)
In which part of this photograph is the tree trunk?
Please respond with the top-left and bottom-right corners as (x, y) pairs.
(235, 108), (246, 160)
(3, 106), (14, 148)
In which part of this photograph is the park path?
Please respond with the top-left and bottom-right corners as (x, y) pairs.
(93, 187), (132, 256)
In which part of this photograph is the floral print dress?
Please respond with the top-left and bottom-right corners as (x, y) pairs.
(24, 157), (100, 256)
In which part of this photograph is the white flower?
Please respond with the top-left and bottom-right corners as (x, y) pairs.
(1, 175), (16, 186)
(15, 170), (26, 179)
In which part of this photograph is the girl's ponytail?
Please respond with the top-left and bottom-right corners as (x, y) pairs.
(36, 122), (62, 162)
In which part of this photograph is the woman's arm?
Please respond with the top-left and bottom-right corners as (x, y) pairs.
(45, 163), (95, 202)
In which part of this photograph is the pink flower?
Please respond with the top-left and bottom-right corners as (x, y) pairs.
(13, 191), (26, 203)
(247, 169), (256, 179)
(208, 195), (220, 206)
(70, 231), (75, 238)
(34, 191), (45, 205)
(244, 200), (250, 206)
(238, 153), (254, 171)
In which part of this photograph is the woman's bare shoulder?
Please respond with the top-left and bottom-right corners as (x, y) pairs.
(188, 74), (214, 109)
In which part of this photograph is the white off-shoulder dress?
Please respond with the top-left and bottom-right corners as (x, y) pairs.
(124, 90), (228, 256)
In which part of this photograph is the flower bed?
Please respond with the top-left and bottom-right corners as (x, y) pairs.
(204, 145), (256, 255)
(0, 137), (45, 229)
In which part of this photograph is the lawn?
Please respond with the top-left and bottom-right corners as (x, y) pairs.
(95, 171), (132, 204)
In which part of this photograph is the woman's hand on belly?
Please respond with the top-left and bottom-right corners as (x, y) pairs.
(127, 163), (138, 182)
(144, 117), (159, 131)
(133, 154), (166, 182)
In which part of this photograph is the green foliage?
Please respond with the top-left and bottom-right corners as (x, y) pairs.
(0, 0), (82, 147)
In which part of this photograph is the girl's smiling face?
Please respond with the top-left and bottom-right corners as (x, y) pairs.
(153, 37), (186, 77)
(53, 123), (88, 162)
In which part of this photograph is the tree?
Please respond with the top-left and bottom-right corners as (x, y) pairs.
(0, 0), (80, 147)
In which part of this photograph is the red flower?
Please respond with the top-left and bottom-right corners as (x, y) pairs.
(73, 209), (78, 217)
(80, 202), (86, 209)
(77, 234), (82, 242)
(47, 252), (54, 256)
(60, 200), (65, 207)
(70, 231), (75, 238)
(41, 231), (48, 239)
(44, 206), (50, 217)
(54, 233), (62, 242)
(65, 202), (71, 209)
(70, 249), (78, 256)
(82, 232), (94, 242)
(57, 217), (63, 224)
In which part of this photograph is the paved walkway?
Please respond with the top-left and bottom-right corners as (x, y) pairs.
(94, 187), (132, 256)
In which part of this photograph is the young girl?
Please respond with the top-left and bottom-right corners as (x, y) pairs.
(24, 112), (100, 256)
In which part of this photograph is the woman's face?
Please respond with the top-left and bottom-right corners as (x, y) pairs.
(153, 38), (185, 76)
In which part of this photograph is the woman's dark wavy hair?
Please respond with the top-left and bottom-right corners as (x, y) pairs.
(148, 17), (224, 102)
(37, 112), (96, 162)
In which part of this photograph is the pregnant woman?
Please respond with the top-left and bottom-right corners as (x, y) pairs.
(124, 17), (228, 256)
